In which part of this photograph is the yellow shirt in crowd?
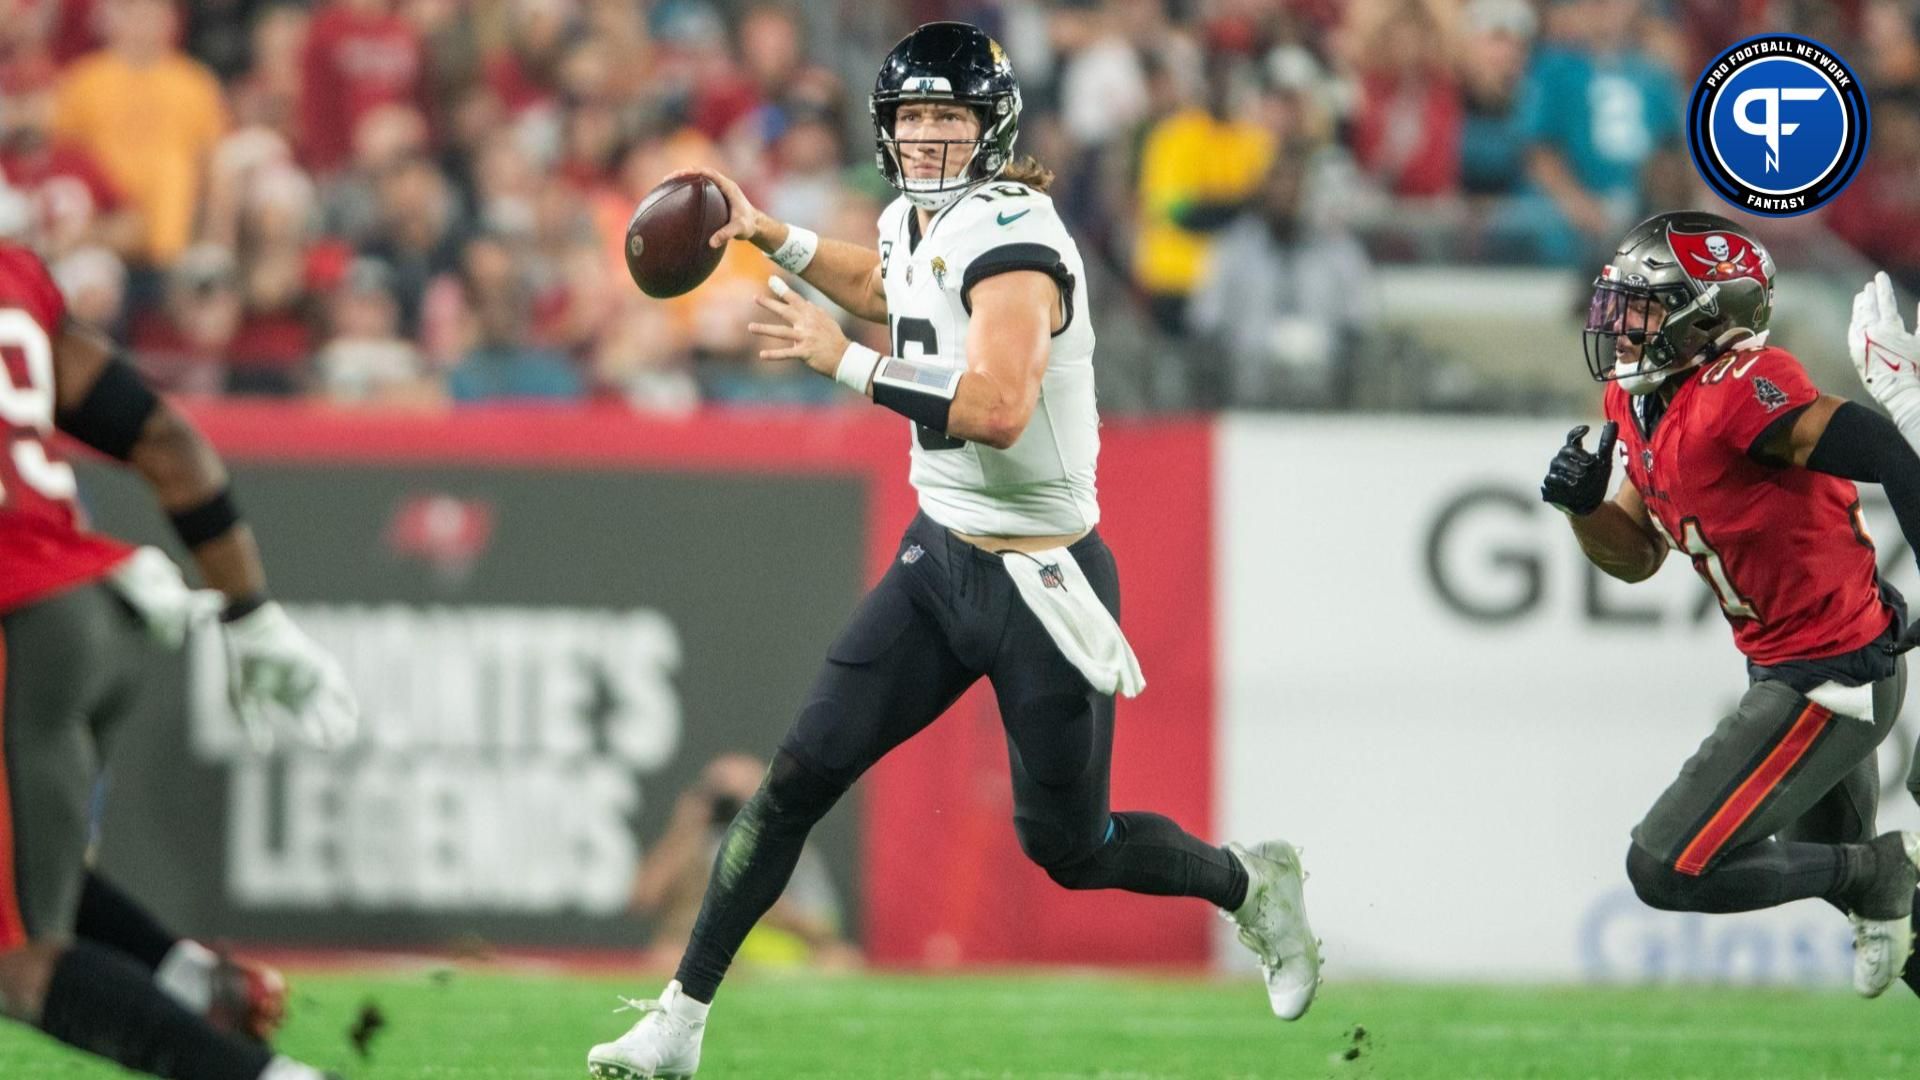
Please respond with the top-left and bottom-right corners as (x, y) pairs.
(1134, 109), (1274, 296)
(53, 51), (228, 265)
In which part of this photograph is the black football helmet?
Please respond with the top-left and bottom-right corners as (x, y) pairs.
(869, 22), (1022, 210)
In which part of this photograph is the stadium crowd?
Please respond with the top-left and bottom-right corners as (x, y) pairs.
(0, 0), (1915, 409)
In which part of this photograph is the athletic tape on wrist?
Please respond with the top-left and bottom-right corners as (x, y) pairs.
(835, 342), (884, 393)
(768, 225), (818, 274)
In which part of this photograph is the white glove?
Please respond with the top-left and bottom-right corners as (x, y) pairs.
(221, 601), (359, 752)
(1847, 271), (1920, 443)
(104, 547), (221, 650)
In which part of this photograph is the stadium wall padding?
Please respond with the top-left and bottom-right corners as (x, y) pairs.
(76, 404), (1215, 966)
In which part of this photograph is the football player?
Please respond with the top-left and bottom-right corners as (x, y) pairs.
(1846, 270), (1920, 823)
(1542, 212), (1920, 1001)
(588, 22), (1316, 1079)
(0, 235), (356, 1078)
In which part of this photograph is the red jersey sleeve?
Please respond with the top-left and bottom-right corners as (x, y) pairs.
(1697, 346), (1821, 456)
(0, 243), (69, 331)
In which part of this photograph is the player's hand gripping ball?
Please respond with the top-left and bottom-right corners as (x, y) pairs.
(624, 174), (731, 298)
(1541, 421), (1618, 517)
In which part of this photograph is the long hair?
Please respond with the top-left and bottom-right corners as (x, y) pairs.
(1000, 154), (1054, 192)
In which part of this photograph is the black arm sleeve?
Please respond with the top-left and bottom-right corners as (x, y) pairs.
(1806, 400), (1920, 570)
(960, 242), (1076, 337)
(53, 357), (159, 461)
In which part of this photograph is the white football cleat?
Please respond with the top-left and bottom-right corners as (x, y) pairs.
(1851, 832), (1920, 998)
(587, 979), (707, 1079)
(1224, 839), (1321, 1020)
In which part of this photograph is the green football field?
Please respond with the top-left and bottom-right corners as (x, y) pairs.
(2, 968), (1915, 1079)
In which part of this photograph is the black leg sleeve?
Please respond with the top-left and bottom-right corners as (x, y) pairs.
(39, 942), (270, 1080)
(75, 873), (179, 972)
(673, 750), (848, 1003)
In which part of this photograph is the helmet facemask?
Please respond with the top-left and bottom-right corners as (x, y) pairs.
(1584, 274), (1732, 395)
(871, 89), (1018, 210)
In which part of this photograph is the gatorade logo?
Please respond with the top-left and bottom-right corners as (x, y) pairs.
(1687, 34), (1869, 217)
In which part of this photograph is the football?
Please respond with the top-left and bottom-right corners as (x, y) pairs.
(624, 175), (730, 299)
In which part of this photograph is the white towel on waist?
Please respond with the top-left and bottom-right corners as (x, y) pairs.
(1000, 547), (1146, 698)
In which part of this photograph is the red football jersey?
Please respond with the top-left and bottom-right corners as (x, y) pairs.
(0, 242), (131, 614)
(1604, 345), (1890, 666)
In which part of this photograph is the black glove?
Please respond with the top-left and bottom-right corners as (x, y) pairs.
(1541, 422), (1618, 516)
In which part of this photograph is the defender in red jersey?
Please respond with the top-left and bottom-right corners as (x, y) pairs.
(0, 241), (352, 1080)
(1542, 212), (1920, 1002)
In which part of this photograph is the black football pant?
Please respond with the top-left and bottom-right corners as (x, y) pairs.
(673, 513), (1246, 1002)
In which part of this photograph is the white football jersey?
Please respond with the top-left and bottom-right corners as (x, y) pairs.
(876, 181), (1100, 536)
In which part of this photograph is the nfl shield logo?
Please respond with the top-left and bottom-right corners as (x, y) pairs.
(1641, 448), (1654, 474)
(1038, 563), (1065, 589)
(901, 543), (924, 565)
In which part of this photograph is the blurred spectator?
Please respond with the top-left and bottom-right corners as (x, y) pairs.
(1055, 0), (1160, 150)
(53, 0), (228, 266)
(1132, 55), (1274, 334)
(314, 255), (441, 404)
(299, 0), (424, 174)
(1864, 1), (1920, 95)
(0, 76), (142, 259)
(226, 4), (310, 144)
(628, 754), (854, 969)
(1188, 148), (1378, 408)
(485, 0), (577, 118)
(132, 242), (242, 394)
(51, 244), (128, 329)
(226, 161), (319, 395)
(1826, 90), (1920, 295)
(359, 153), (465, 335)
(764, 101), (845, 230)
(1515, 0), (1682, 263)
(1345, 0), (1462, 199)
(445, 233), (582, 401)
(0, 0), (61, 101)
(322, 102), (430, 246)
(1456, 0), (1537, 197)
(590, 299), (700, 414)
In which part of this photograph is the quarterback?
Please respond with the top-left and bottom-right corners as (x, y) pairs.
(588, 22), (1317, 1079)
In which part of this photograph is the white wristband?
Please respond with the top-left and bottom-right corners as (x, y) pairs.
(835, 342), (884, 394)
(768, 225), (818, 274)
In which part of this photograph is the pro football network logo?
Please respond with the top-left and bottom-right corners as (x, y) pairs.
(1687, 34), (1869, 217)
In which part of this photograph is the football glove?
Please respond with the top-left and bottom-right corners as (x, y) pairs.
(1541, 422), (1618, 517)
(104, 546), (221, 650)
(1848, 271), (1920, 442)
(222, 601), (359, 752)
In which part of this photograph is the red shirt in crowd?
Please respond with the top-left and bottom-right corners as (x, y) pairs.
(0, 140), (125, 249)
(299, 2), (424, 172)
(1351, 71), (1463, 199)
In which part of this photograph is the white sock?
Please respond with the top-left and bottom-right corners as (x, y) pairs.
(258, 1057), (328, 1080)
(154, 939), (218, 1013)
(665, 980), (710, 1024)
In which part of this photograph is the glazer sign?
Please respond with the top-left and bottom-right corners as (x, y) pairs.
(1422, 485), (1914, 627)
(188, 604), (683, 914)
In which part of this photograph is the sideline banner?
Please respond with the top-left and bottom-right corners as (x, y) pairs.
(1215, 417), (1920, 984)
